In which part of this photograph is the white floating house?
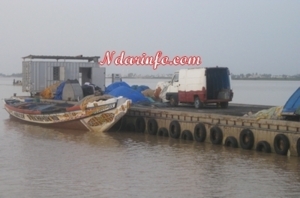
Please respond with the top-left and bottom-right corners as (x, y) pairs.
(22, 55), (105, 95)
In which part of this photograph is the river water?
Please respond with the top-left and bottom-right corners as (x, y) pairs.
(1, 77), (300, 198)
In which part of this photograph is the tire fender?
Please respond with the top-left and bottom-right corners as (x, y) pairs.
(126, 123), (136, 132)
(135, 116), (146, 133)
(147, 118), (158, 135)
(256, 141), (271, 153)
(224, 136), (238, 148)
(194, 123), (206, 142)
(239, 129), (254, 150)
(169, 120), (181, 139)
(181, 130), (193, 141)
(210, 126), (223, 145)
(274, 134), (290, 155)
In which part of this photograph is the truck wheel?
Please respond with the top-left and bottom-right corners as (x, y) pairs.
(220, 102), (228, 108)
(194, 97), (203, 109)
(170, 95), (178, 107)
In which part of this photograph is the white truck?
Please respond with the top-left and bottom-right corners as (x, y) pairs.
(165, 67), (233, 108)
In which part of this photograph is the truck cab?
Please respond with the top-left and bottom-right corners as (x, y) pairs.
(165, 67), (233, 108)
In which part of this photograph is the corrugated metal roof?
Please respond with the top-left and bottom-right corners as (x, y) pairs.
(22, 55), (100, 62)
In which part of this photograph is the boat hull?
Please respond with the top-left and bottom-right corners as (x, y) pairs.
(4, 97), (131, 132)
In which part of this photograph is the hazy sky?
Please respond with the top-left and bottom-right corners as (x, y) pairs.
(0, 0), (299, 75)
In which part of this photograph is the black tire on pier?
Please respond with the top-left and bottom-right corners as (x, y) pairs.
(119, 117), (128, 131)
(273, 134), (290, 155)
(126, 123), (136, 132)
(239, 129), (254, 150)
(297, 138), (300, 156)
(147, 118), (158, 135)
(220, 102), (228, 109)
(256, 141), (271, 153)
(194, 123), (206, 142)
(163, 128), (169, 137)
(194, 96), (203, 109)
(169, 120), (181, 139)
(210, 126), (223, 145)
(224, 136), (238, 148)
(170, 95), (178, 107)
(158, 127), (168, 137)
(181, 130), (193, 141)
(108, 117), (124, 132)
(135, 116), (146, 133)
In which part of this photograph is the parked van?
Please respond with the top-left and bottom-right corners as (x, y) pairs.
(165, 67), (233, 108)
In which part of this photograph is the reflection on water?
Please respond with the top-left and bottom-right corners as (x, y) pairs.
(1, 118), (300, 197)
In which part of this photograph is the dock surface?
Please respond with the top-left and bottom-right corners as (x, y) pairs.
(131, 103), (275, 117)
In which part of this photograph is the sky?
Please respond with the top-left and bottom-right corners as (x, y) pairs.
(0, 0), (299, 76)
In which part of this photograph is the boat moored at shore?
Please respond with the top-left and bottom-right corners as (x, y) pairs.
(4, 95), (131, 132)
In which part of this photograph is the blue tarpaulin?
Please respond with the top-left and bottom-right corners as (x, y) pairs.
(105, 82), (131, 94)
(104, 81), (152, 104)
(131, 85), (139, 90)
(136, 85), (150, 92)
(131, 85), (149, 92)
(282, 87), (300, 116)
(54, 81), (66, 100)
(108, 86), (149, 104)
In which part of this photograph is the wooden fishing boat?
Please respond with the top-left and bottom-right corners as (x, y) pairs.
(4, 95), (131, 132)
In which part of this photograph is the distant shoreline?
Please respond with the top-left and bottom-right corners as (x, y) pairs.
(108, 77), (300, 81)
(2, 76), (300, 81)
(231, 78), (300, 81)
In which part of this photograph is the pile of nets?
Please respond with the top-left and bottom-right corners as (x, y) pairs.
(244, 106), (284, 120)
(40, 82), (61, 99)
(76, 95), (113, 110)
(154, 81), (171, 102)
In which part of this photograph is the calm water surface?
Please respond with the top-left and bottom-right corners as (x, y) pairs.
(1, 77), (300, 198)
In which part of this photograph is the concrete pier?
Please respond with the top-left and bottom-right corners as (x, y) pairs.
(122, 103), (300, 157)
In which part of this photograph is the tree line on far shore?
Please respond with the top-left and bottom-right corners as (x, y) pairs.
(1, 72), (300, 80)
(0, 73), (22, 77)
